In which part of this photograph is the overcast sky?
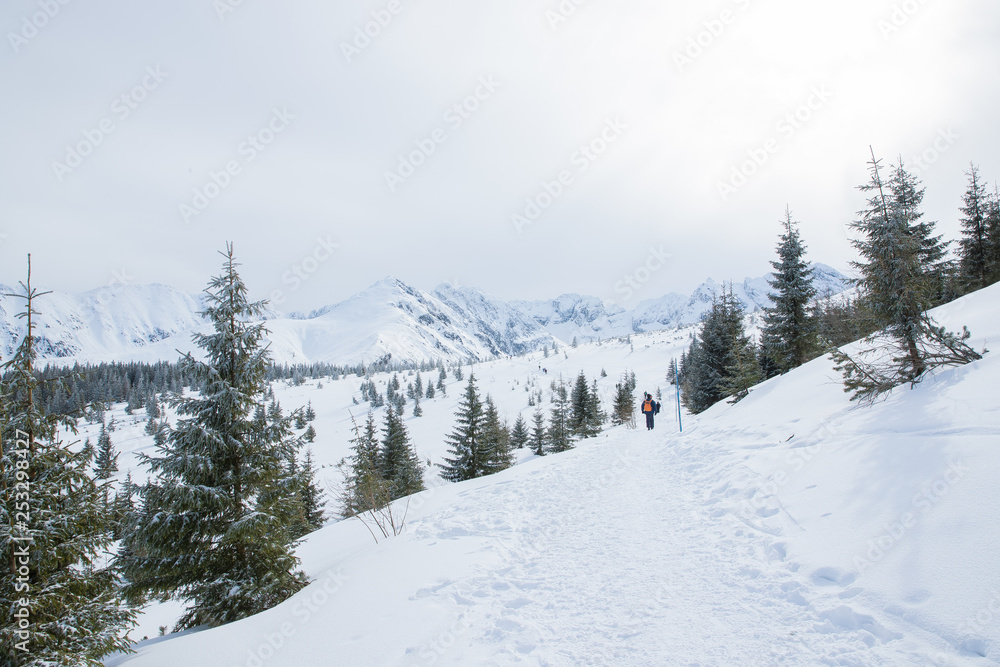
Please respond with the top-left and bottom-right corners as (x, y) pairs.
(2, 0), (998, 312)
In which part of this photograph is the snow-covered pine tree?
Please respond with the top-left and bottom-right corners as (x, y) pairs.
(510, 413), (529, 449)
(298, 448), (325, 532)
(611, 377), (635, 427)
(722, 332), (763, 404)
(849, 153), (931, 379)
(93, 422), (119, 480)
(379, 406), (424, 499)
(987, 191), (1000, 286)
(832, 151), (982, 402)
(340, 412), (384, 518)
(586, 378), (605, 435)
(425, 381), (435, 399)
(529, 408), (546, 456)
(569, 372), (591, 437)
(0, 256), (135, 664)
(681, 289), (745, 414)
(887, 160), (951, 304)
(546, 381), (574, 453)
(439, 374), (487, 482)
(145, 396), (160, 420)
(958, 163), (990, 292)
(117, 244), (307, 630)
(759, 207), (817, 376)
(481, 398), (514, 475)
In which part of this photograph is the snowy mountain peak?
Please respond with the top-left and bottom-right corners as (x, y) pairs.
(1, 265), (851, 366)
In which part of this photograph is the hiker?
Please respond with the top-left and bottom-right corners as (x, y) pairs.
(641, 392), (660, 430)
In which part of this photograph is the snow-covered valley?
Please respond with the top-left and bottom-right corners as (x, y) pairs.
(87, 283), (1000, 666)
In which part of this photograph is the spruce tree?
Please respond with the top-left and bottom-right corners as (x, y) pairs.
(611, 377), (635, 427)
(681, 289), (745, 414)
(439, 374), (487, 482)
(481, 398), (514, 475)
(118, 245), (307, 630)
(986, 191), (1000, 285)
(760, 208), (817, 375)
(849, 152), (930, 379)
(1, 256), (135, 664)
(379, 406), (424, 499)
(958, 163), (990, 291)
(93, 422), (119, 482)
(585, 378), (605, 435)
(569, 372), (591, 437)
(833, 152), (982, 401)
(340, 412), (384, 518)
(297, 449), (325, 532)
(529, 409), (546, 456)
(722, 332), (763, 403)
(545, 381), (574, 454)
(887, 160), (950, 303)
(510, 414), (529, 449)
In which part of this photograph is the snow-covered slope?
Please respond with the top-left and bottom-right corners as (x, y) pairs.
(264, 278), (557, 366)
(0, 283), (206, 362)
(103, 283), (998, 666)
(1, 264), (849, 367)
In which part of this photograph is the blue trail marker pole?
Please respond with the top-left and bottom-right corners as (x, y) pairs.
(675, 364), (683, 433)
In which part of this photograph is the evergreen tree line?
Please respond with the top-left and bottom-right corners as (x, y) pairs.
(436, 370), (609, 483)
(5, 353), (472, 426)
(678, 156), (992, 414)
(338, 408), (425, 518)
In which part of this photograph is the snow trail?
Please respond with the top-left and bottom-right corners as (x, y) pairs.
(394, 428), (938, 666)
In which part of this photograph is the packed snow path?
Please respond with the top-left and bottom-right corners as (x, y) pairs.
(393, 432), (933, 666)
(114, 423), (971, 666)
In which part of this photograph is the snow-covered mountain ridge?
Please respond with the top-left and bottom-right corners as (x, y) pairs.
(0, 264), (849, 366)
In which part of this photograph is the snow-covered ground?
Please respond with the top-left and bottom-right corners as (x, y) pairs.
(98, 284), (999, 666)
